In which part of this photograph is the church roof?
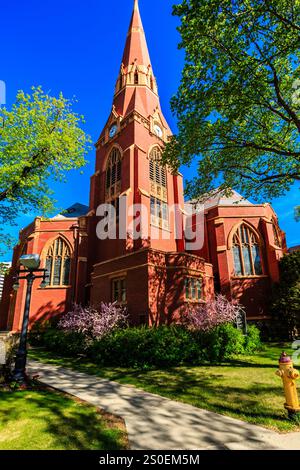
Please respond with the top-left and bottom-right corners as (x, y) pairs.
(51, 202), (89, 220)
(185, 189), (253, 212)
(288, 245), (300, 253)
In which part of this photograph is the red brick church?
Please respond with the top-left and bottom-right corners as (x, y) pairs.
(0, 0), (286, 332)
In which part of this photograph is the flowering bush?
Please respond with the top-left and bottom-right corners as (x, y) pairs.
(58, 303), (128, 339)
(182, 294), (245, 332)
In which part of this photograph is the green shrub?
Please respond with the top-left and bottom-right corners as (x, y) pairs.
(88, 324), (261, 367)
(271, 251), (300, 339)
(89, 326), (200, 367)
(244, 325), (262, 353)
(193, 323), (246, 362)
(43, 329), (87, 356)
(33, 323), (261, 367)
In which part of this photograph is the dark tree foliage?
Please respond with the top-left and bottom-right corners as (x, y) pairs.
(272, 251), (300, 338)
(164, 0), (300, 202)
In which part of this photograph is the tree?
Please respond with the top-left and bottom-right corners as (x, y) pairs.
(271, 251), (300, 339)
(180, 294), (245, 331)
(58, 303), (128, 340)
(0, 86), (91, 252)
(164, 0), (300, 202)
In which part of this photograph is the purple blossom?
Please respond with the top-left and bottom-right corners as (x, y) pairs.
(181, 294), (244, 332)
(58, 302), (128, 339)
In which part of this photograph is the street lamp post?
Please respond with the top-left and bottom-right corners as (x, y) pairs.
(12, 255), (48, 383)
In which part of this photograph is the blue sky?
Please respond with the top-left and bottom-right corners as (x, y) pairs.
(1, 0), (299, 260)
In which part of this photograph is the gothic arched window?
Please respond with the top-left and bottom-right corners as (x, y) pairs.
(149, 146), (168, 229)
(232, 224), (263, 277)
(45, 237), (71, 286)
(149, 146), (167, 188)
(106, 148), (122, 200)
(105, 147), (122, 221)
(272, 218), (282, 247)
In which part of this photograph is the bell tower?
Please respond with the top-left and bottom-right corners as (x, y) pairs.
(88, 0), (185, 265)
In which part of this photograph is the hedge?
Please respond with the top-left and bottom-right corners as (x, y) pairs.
(30, 324), (261, 367)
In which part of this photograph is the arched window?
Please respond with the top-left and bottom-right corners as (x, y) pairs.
(232, 224), (263, 277)
(45, 237), (71, 286)
(105, 147), (122, 221)
(272, 218), (282, 247)
(149, 146), (167, 188)
(134, 70), (139, 85)
(149, 146), (168, 229)
(106, 148), (122, 200)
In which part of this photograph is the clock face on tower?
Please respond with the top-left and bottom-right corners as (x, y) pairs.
(154, 124), (163, 138)
(109, 124), (117, 138)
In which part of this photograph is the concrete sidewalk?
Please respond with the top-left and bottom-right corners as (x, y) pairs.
(28, 360), (300, 450)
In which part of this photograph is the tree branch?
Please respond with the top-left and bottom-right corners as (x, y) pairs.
(0, 147), (49, 202)
(271, 65), (300, 133)
(264, 2), (300, 32)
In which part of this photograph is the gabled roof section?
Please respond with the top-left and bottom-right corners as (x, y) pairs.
(185, 189), (253, 212)
(52, 203), (89, 220)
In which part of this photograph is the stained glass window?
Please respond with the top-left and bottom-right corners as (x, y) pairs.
(45, 238), (71, 286)
(232, 224), (263, 277)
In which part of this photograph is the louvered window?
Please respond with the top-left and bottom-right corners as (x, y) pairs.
(105, 148), (122, 222)
(149, 147), (167, 188)
(149, 146), (168, 229)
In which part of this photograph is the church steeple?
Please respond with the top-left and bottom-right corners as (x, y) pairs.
(121, 0), (152, 72)
(114, 0), (158, 103)
(98, 0), (171, 144)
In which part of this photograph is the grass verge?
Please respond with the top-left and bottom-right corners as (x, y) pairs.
(28, 343), (300, 433)
(0, 385), (128, 450)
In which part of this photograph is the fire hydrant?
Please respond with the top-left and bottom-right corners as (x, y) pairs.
(276, 352), (300, 420)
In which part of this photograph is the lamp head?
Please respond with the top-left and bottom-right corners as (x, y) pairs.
(19, 254), (40, 270)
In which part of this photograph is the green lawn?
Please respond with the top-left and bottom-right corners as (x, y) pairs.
(29, 344), (300, 433)
(0, 388), (128, 450)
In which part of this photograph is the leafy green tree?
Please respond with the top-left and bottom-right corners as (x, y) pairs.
(272, 251), (300, 339)
(164, 0), (300, 202)
(0, 87), (91, 253)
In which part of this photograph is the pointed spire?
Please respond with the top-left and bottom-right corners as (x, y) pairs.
(101, 0), (172, 140)
(122, 0), (151, 69)
(113, 0), (158, 101)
